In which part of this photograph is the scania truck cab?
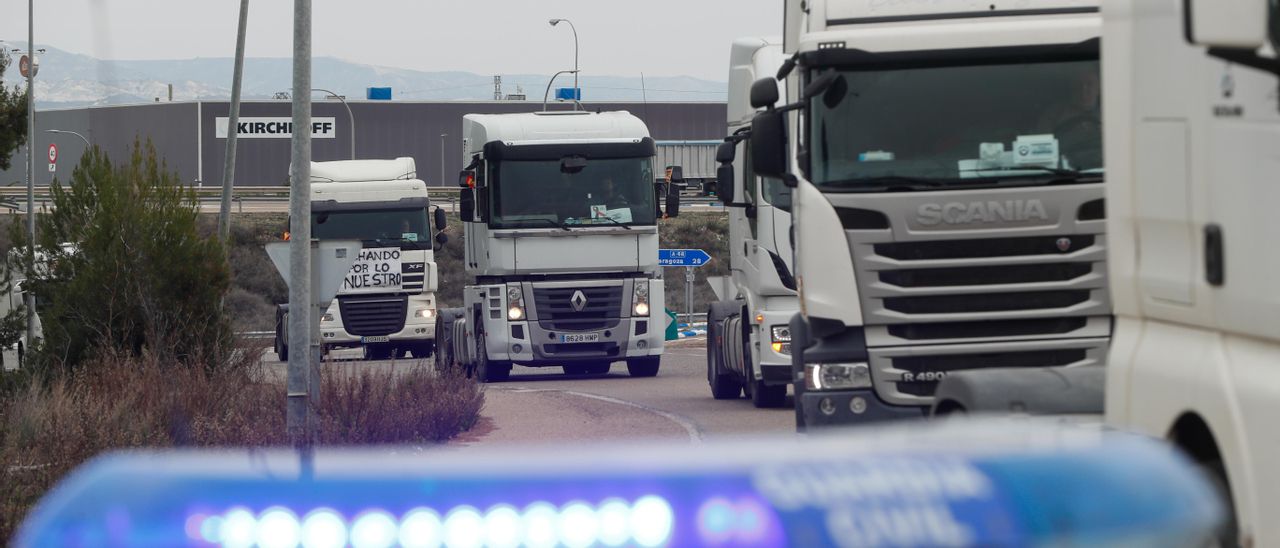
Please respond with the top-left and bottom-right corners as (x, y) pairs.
(750, 0), (1111, 428)
(705, 37), (799, 408)
(274, 157), (445, 361)
(438, 111), (666, 382)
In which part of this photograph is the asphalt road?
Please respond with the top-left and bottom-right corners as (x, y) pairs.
(262, 339), (798, 446)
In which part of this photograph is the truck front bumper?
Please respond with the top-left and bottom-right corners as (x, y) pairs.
(493, 316), (663, 366)
(319, 317), (435, 348)
(798, 388), (925, 428)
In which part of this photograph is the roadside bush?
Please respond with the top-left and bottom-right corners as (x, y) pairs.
(659, 212), (730, 316)
(0, 350), (483, 541)
(5, 140), (232, 372)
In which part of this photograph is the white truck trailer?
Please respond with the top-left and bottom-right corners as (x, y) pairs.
(704, 37), (798, 408)
(437, 111), (669, 382)
(747, 0), (1111, 428)
(274, 157), (446, 361)
(935, 1), (1280, 544)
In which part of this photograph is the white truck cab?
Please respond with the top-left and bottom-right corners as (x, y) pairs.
(705, 37), (800, 409)
(274, 157), (445, 361)
(1101, 1), (1280, 545)
(752, 0), (1111, 428)
(438, 111), (667, 382)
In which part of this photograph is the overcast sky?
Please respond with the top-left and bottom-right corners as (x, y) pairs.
(1, 0), (780, 81)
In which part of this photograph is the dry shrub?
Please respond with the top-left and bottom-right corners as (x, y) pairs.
(0, 350), (483, 541)
(319, 362), (484, 445)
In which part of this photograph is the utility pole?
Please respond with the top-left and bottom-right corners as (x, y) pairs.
(440, 134), (446, 186)
(287, 0), (315, 447)
(219, 0), (249, 242)
(25, 0), (36, 349)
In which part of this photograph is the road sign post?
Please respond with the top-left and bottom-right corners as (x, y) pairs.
(266, 239), (360, 447)
(47, 143), (57, 175)
(659, 248), (711, 328)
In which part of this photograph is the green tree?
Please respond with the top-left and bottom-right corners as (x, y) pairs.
(0, 50), (30, 171)
(7, 139), (233, 371)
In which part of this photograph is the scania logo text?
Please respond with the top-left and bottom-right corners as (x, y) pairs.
(916, 199), (1050, 226)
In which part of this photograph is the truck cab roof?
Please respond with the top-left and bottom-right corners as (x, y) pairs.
(463, 111), (651, 155)
(310, 157), (428, 207)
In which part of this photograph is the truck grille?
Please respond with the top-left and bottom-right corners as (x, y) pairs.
(338, 296), (407, 336)
(852, 231), (1109, 332)
(532, 285), (623, 331)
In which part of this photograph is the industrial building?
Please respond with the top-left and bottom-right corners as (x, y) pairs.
(1, 100), (726, 188)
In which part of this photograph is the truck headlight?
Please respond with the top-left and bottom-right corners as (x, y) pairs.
(321, 312), (335, 323)
(414, 309), (435, 319)
(770, 325), (791, 354)
(507, 285), (525, 320)
(804, 363), (871, 391)
(632, 280), (650, 317)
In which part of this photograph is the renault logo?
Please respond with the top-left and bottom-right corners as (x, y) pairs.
(570, 290), (588, 312)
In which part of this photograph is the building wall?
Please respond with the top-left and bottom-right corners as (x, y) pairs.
(1, 101), (727, 188)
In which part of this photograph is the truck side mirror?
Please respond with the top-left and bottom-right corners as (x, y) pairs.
(459, 189), (475, 223)
(750, 109), (787, 179)
(665, 182), (681, 218)
(434, 207), (447, 231)
(717, 164), (736, 205)
(1184, 0), (1270, 48)
(458, 169), (476, 188)
(715, 141), (736, 163)
(749, 77), (779, 109)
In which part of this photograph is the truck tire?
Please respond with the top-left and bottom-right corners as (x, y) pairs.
(751, 380), (787, 408)
(626, 356), (660, 377)
(275, 310), (289, 362)
(275, 337), (289, 362)
(789, 314), (810, 431)
(474, 326), (511, 382)
(706, 304), (741, 399)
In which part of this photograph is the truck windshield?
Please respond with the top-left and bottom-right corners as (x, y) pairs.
(489, 157), (657, 229)
(311, 207), (431, 247)
(809, 58), (1102, 191)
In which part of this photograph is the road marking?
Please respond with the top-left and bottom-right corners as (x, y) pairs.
(495, 387), (705, 443)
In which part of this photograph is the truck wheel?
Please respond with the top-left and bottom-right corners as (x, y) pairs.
(627, 356), (661, 378)
(751, 380), (787, 408)
(706, 312), (741, 399)
(475, 327), (510, 382)
(276, 337), (288, 362)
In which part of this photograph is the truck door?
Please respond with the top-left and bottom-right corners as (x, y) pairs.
(729, 141), (763, 291)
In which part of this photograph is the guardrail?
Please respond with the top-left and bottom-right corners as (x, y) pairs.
(0, 186), (722, 204)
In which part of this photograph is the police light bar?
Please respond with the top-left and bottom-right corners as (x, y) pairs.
(16, 419), (1221, 547)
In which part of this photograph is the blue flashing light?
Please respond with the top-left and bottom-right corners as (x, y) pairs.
(15, 420), (1223, 547)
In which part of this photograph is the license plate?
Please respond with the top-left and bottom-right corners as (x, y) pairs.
(559, 333), (600, 344)
(361, 336), (390, 344)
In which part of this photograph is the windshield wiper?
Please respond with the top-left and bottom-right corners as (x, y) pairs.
(516, 218), (571, 231)
(959, 166), (1105, 185)
(822, 175), (952, 192)
(589, 215), (632, 230)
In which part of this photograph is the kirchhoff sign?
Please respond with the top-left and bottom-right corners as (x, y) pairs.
(215, 117), (338, 139)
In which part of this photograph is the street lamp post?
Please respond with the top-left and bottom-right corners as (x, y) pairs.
(45, 129), (90, 149)
(548, 18), (579, 110)
(439, 134), (446, 187)
(24, 0), (36, 349)
(313, 88), (354, 160)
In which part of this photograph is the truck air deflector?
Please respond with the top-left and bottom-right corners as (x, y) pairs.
(312, 196), (429, 212)
(796, 39), (1099, 69)
(827, 7), (1099, 27)
(483, 137), (656, 161)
